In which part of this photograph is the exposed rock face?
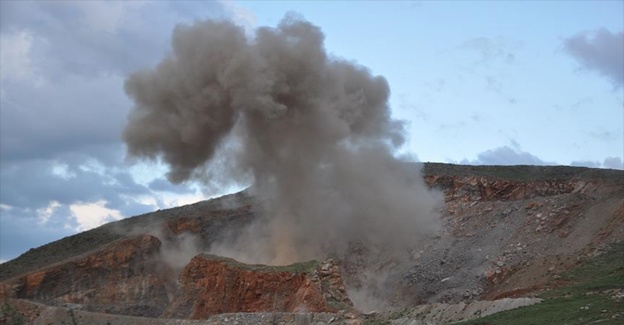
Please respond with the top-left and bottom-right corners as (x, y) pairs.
(164, 256), (352, 319)
(0, 193), (255, 283)
(0, 235), (172, 317)
(0, 164), (622, 322)
(401, 166), (624, 303)
(424, 173), (616, 203)
(0, 237), (353, 320)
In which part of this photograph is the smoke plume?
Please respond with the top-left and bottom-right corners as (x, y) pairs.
(123, 15), (441, 265)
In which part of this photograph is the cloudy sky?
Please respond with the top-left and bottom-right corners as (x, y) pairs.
(0, 0), (622, 262)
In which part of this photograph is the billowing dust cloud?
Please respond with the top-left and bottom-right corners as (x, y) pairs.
(123, 15), (441, 266)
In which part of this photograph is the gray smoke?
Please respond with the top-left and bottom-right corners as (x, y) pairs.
(123, 15), (441, 265)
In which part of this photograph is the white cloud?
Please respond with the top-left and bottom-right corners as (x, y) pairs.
(69, 200), (123, 232)
(465, 146), (624, 170)
(603, 156), (623, 169)
(135, 196), (159, 208)
(0, 0), (242, 262)
(570, 156), (624, 170)
(460, 145), (553, 166)
(36, 200), (61, 224)
(160, 193), (207, 209)
(52, 163), (77, 179)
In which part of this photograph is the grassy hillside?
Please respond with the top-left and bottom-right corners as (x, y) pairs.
(454, 241), (624, 325)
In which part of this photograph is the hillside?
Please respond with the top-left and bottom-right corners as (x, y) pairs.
(1, 163), (623, 324)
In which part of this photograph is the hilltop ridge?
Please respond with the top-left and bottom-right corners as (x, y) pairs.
(1, 163), (622, 324)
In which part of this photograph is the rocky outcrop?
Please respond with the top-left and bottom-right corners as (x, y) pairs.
(424, 174), (614, 204)
(0, 235), (173, 317)
(1, 164), (622, 322)
(402, 166), (624, 304)
(0, 241), (353, 320)
(164, 256), (353, 319)
(0, 192), (256, 283)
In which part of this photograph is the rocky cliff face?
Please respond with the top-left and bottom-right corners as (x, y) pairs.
(404, 166), (624, 303)
(0, 236), (352, 319)
(0, 164), (622, 323)
(0, 235), (173, 317)
(424, 170), (619, 203)
(164, 256), (352, 319)
(338, 166), (623, 308)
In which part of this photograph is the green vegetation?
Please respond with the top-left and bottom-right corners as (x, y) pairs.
(363, 242), (624, 325)
(0, 226), (124, 282)
(454, 241), (624, 325)
(1, 302), (25, 325)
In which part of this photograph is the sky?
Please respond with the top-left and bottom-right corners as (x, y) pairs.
(0, 0), (622, 263)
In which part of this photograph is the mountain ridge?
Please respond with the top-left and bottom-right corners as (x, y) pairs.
(4, 162), (621, 283)
(1, 163), (622, 324)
